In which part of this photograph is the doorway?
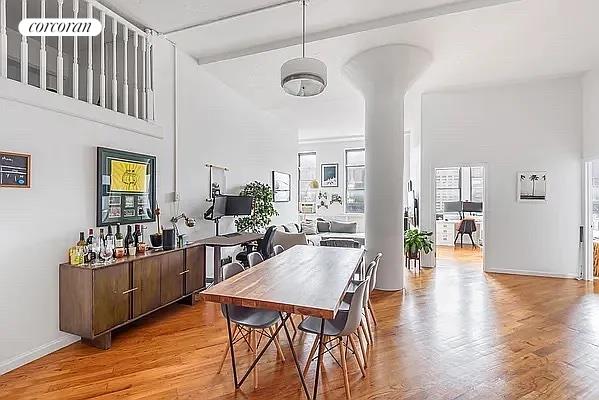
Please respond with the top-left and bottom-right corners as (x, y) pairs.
(433, 165), (486, 270)
(583, 160), (599, 281)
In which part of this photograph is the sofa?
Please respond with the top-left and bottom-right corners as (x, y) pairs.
(277, 219), (365, 246)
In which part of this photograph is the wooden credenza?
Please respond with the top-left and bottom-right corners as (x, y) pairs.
(59, 244), (206, 349)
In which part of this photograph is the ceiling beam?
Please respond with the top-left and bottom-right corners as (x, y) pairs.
(192, 0), (520, 65)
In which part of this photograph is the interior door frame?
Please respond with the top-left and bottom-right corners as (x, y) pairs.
(431, 162), (488, 271)
(583, 161), (593, 281)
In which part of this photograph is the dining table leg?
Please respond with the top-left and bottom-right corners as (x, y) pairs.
(279, 312), (311, 400)
(224, 305), (239, 388)
(312, 318), (326, 399)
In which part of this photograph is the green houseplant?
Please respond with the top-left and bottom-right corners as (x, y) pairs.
(404, 229), (434, 259)
(235, 181), (279, 233)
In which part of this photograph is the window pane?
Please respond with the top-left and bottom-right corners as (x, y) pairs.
(436, 189), (460, 214)
(299, 166), (316, 181)
(299, 181), (317, 202)
(299, 153), (316, 168)
(435, 168), (460, 189)
(346, 149), (365, 166)
(347, 166), (365, 190)
(346, 190), (365, 213)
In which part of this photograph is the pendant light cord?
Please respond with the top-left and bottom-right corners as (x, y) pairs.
(302, 0), (306, 58)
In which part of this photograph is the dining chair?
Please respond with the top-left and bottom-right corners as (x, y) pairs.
(299, 279), (369, 400)
(273, 244), (285, 255)
(216, 262), (285, 389)
(247, 251), (264, 268)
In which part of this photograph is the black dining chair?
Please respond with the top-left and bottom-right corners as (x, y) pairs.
(454, 219), (477, 248)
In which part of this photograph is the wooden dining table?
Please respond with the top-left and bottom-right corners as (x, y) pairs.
(201, 245), (365, 400)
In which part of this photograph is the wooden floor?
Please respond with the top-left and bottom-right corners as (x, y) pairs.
(3, 247), (599, 399)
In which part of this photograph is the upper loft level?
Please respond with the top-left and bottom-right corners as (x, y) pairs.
(0, 0), (159, 134)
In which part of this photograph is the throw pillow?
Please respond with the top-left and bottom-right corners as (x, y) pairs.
(317, 220), (331, 232)
(283, 223), (300, 233)
(301, 220), (318, 235)
(329, 221), (358, 234)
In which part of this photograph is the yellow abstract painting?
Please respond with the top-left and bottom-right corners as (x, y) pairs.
(110, 160), (147, 193)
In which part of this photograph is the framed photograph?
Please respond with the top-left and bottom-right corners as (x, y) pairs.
(321, 163), (338, 187)
(272, 171), (291, 202)
(0, 151), (31, 188)
(300, 202), (316, 214)
(518, 171), (547, 202)
(97, 147), (157, 226)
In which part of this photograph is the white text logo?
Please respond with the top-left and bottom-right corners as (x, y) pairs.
(18, 18), (102, 37)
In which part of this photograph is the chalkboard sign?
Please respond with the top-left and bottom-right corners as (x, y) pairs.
(0, 151), (31, 188)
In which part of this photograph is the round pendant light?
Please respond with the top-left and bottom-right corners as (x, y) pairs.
(281, 1), (327, 97)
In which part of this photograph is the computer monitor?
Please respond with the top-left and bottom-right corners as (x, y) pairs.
(225, 196), (253, 216)
(443, 201), (463, 213)
(212, 195), (227, 218)
(462, 201), (483, 213)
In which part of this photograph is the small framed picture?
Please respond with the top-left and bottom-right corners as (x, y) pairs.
(321, 163), (338, 187)
(108, 195), (121, 206)
(300, 202), (316, 214)
(272, 171), (291, 202)
(517, 171), (547, 202)
(124, 195), (135, 208)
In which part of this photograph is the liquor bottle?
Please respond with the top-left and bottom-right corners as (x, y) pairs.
(99, 228), (105, 247)
(69, 232), (86, 265)
(125, 225), (134, 255)
(134, 224), (141, 248)
(85, 228), (96, 264)
(114, 223), (125, 258)
(106, 225), (114, 251)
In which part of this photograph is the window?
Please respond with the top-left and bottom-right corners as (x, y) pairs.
(470, 166), (484, 203)
(435, 168), (461, 214)
(345, 148), (365, 214)
(298, 152), (317, 209)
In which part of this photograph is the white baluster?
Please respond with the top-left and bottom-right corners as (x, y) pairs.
(0, 0), (7, 78)
(21, 0), (28, 84)
(39, 0), (47, 89)
(99, 11), (105, 107)
(141, 35), (146, 120)
(86, 0), (92, 102)
(72, 0), (79, 99)
(133, 33), (138, 118)
(57, 0), (63, 94)
(111, 17), (117, 111)
(145, 29), (154, 121)
(122, 25), (128, 115)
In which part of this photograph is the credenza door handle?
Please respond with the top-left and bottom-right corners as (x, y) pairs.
(179, 269), (190, 275)
(122, 287), (139, 295)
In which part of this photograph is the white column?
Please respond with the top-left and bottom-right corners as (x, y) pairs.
(72, 0), (79, 99)
(122, 25), (128, 115)
(141, 35), (146, 119)
(56, 0), (63, 94)
(133, 32), (138, 118)
(99, 11), (105, 107)
(343, 44), (431, 291)
(111, 17), (117, 111)
(1, 0), (8, 78)
(86, 0), (93, 103)
(39, 0), (46, 89)
(20, 0), (28, 84)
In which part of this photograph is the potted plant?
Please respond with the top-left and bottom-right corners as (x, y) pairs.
(404, 229), (433, 260)
(235, 181), (279, 233)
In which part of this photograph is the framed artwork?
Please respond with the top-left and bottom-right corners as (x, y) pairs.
(517, 171), (547, 202)
(300, 202), (316, 214)
(272, 170), (291, 202)
(97, 147), (157, 226)
(206, 164), (228, 202)
(321, 163), (338, 187)
(0, 151), (31, 188)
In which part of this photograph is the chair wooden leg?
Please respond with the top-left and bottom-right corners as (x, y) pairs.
(339, 337), (351, 399)
(303, 336), (319, 376)
(356, 328), (368, 368)
(368, 299), (378, 326)
(360, 319), (370, 345)
(364, 309), (374, 344)
(217, 324), (238, 374)
(269, 326), (286, 362)
(348, 335), (366, 377)
(251, 330), (258, 389)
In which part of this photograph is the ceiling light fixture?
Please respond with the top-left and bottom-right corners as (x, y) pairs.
(281, 0), (327, 97)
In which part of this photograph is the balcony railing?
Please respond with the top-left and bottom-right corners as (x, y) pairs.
(0, 0), (155, 121)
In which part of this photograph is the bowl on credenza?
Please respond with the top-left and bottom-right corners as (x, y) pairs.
(150, 233), (162, 248)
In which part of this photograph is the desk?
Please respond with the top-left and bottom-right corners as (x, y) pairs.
(195, 233), (262, 284)
(202, 245), (365, 399)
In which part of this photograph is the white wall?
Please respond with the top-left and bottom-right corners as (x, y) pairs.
(298, 138), (365, 229)
(421, 77), (582, 278)
(583, 69), (599, 160)
(0, 39), (297, 374)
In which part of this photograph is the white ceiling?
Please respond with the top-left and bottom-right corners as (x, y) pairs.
(101, 0), (599, 140)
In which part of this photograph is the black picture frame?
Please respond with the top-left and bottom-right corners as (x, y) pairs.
(96, 147), (157, 227)
(272, 170), (291, 202)
(321, 163), (339, 187)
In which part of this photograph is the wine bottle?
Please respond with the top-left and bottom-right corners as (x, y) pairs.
(106, 225), (114, 249)
(99, 228), (105, 247)
(85, 228), (95, 264)
(76, 231), (86, 265)
(134, 224), (141, 248)
(125, 225), (134, 255)
(114, 223), (125, 258)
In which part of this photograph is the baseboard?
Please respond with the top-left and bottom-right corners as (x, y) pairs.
(0, 335), (80, 376)
(484, 267), (578, 280)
